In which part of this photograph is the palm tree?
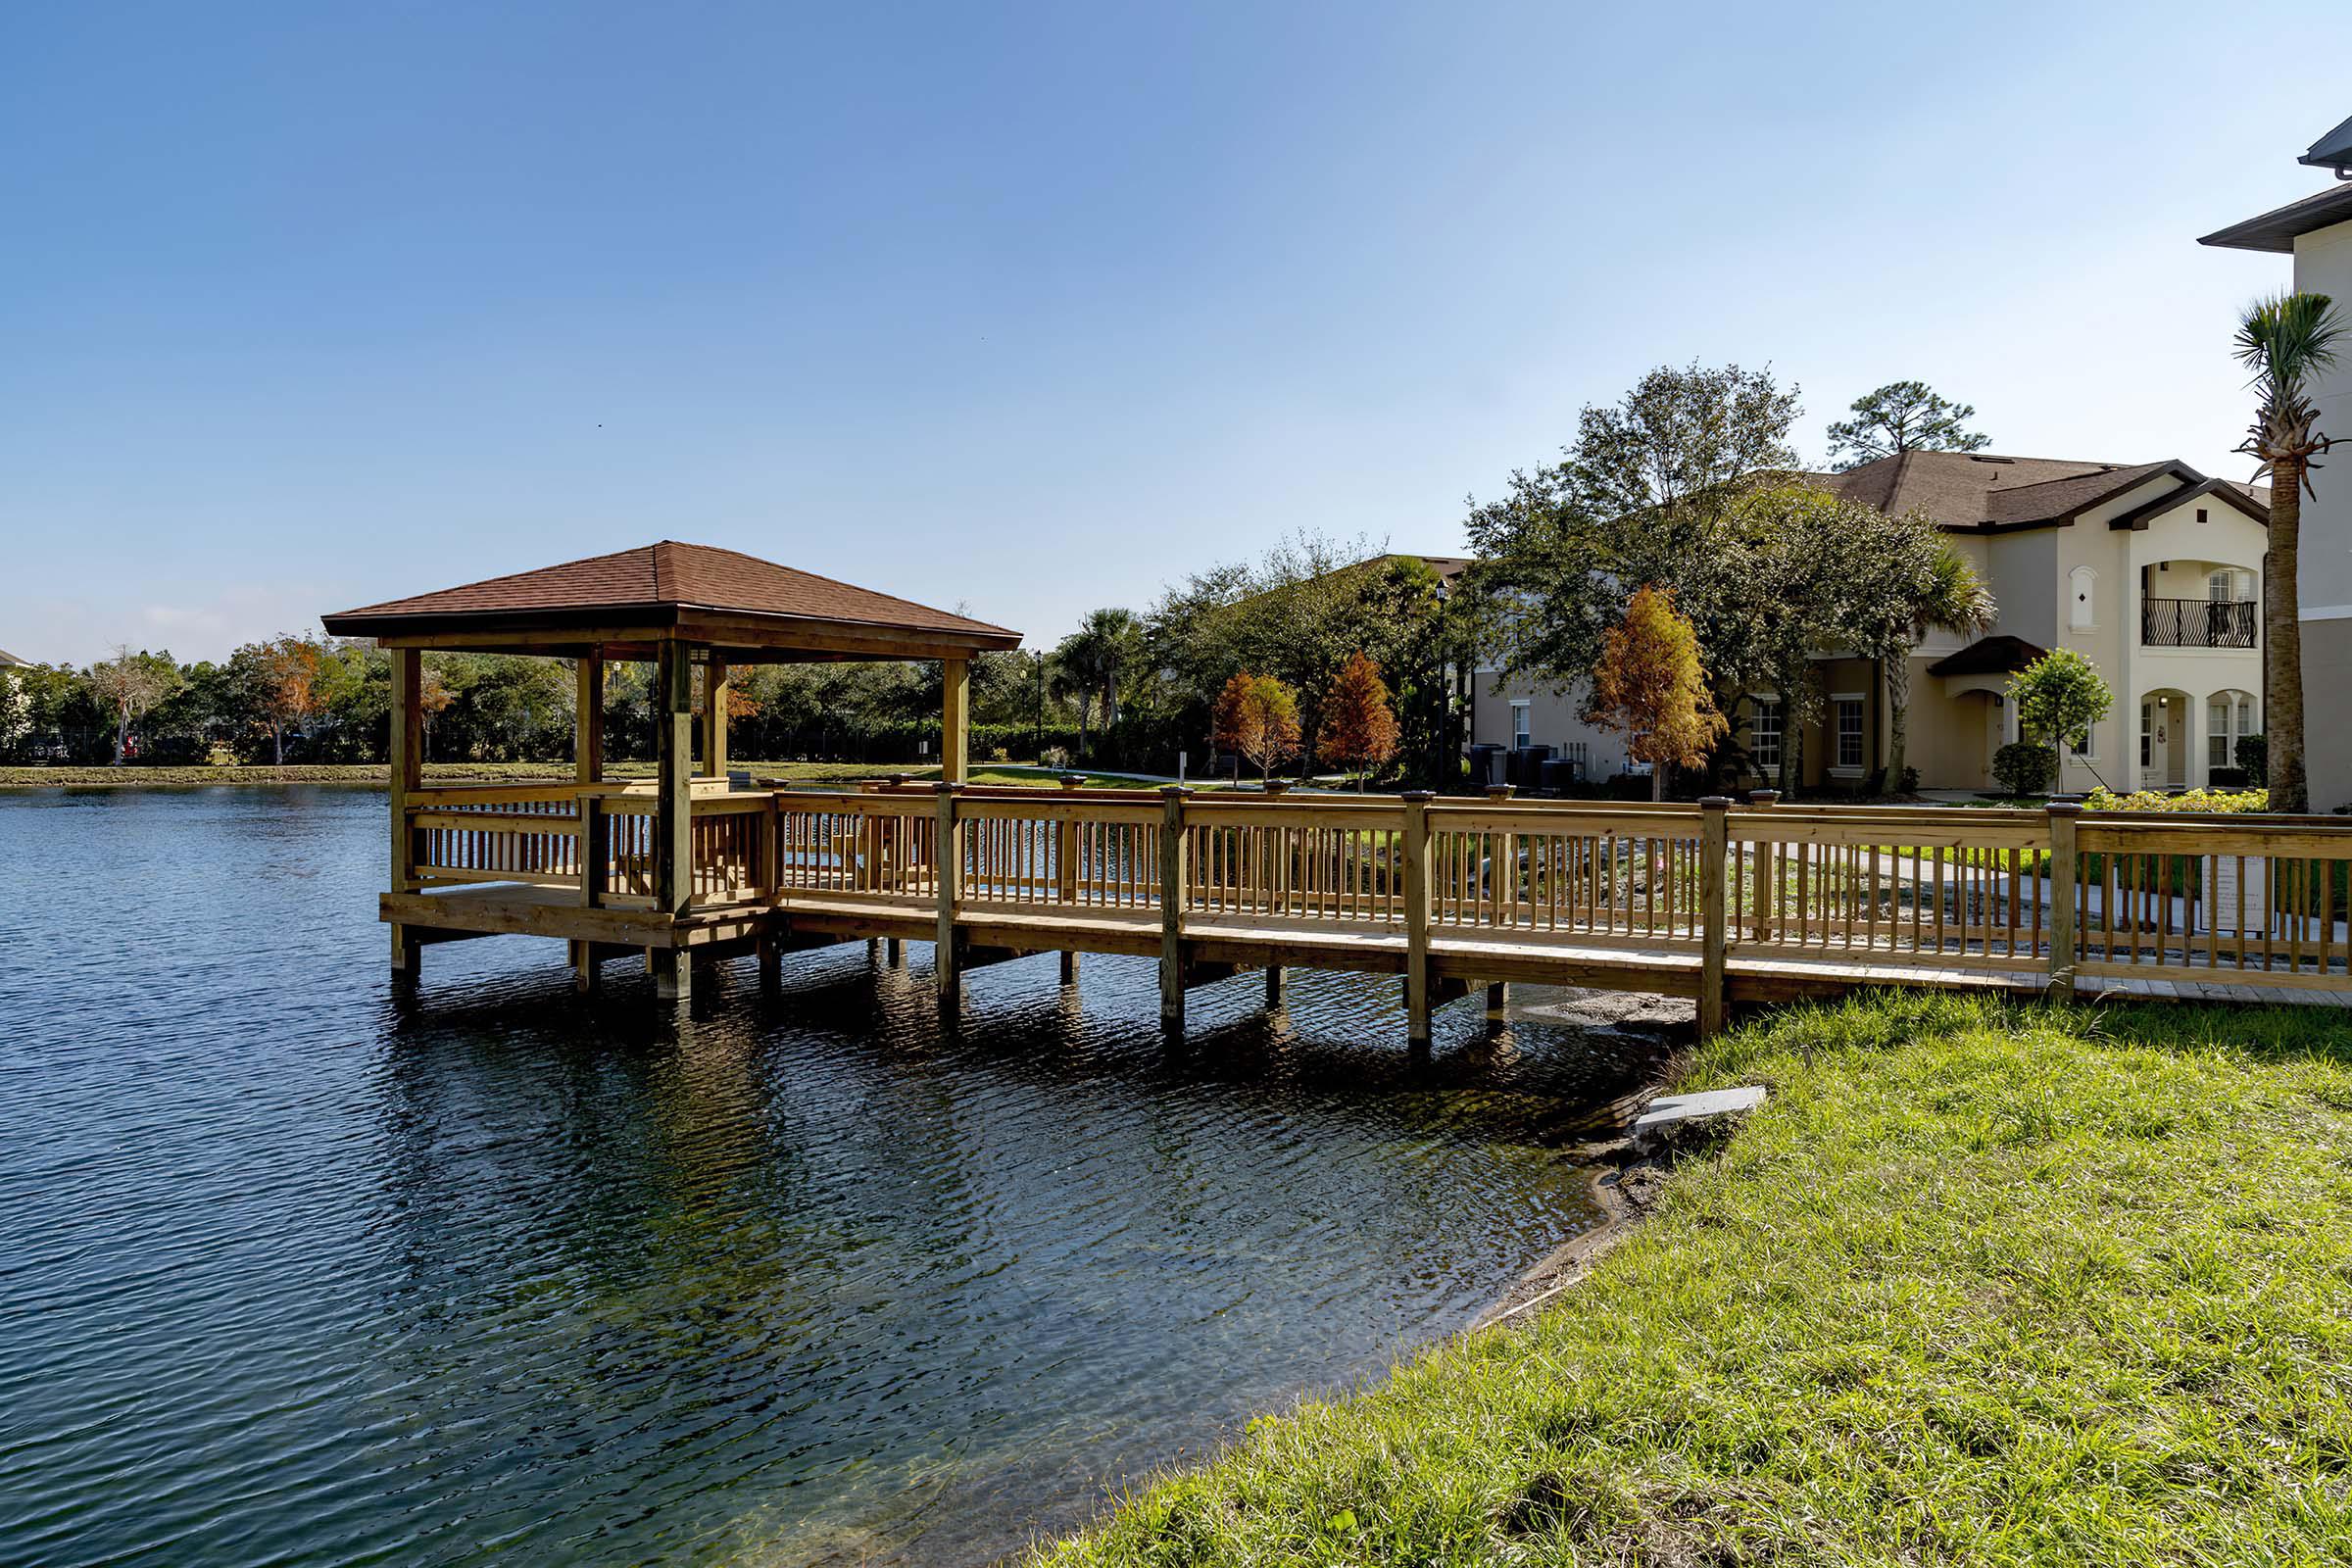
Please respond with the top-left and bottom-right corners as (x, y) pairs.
(1885, 546), (1995, 794)
(1054, 609), (1143, 761)
(2234, 292), (2346, 813)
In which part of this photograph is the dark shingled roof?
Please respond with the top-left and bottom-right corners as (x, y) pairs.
(324, 541), (1016, 641)
(1927, 635), (2047, 678)
(1812, 452), (2234, 533)
(2200, 180), (2352, 254)
(0, 648), (27, 666)
(2303, 112), (2352, 173)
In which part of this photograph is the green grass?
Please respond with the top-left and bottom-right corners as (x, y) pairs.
(1032, 992), (2352, 1565)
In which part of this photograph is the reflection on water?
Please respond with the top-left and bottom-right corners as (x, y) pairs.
(0, 787), (1672, 1566)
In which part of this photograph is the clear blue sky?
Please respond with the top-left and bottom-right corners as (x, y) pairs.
(0, 0), (2331, 665)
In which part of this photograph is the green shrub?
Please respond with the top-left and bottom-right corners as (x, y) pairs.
(2236, 733), (2267, 785)
(1991, 740), (2054, 797)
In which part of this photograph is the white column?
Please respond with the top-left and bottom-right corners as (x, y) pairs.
(2185, 690), (2208, 791)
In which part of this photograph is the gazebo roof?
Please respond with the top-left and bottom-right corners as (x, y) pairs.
(322, 541), (1021, 662)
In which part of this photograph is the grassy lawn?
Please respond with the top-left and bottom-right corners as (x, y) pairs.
(1033, 992), (2352, 1565)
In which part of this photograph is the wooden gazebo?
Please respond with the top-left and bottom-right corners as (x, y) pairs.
(321, 541), (1020, 1001)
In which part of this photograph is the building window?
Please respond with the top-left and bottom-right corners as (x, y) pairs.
(2140, 702), (2154, 769)
(2208, 691), (2256, 770)
(1834, 697), (1865, 769)
(2069, 566), (2096, 631)
(1509, 701), (1531, 749)
(2071, 722), (2094, 759)
(1749, 698), (1783, 772)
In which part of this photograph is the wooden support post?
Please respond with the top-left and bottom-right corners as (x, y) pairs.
(760, 922), (783, 988)
(935, 782), (963, 1006)
(886, 939), (905, 968)
(1056, 800), (1080, 983)
(1486, 980), (1508, 1015)
(2046, 801), (2081, 1003)
(1401, 790), (1434, 1048)
(571, 652), (604, 992)
(1265, 965), (1285, 1007)
(940, 657), (969, 785)
(576, 653), (604, 784)
(574, 793), (608, 992)
(388, 647), (421, 978)
(1746, 789), (1777, 943)
(1698, 796), (1731, 1040)
(1159, 786), (1190, 1032)
(653, 639), (695, 1004)
(702, 656), (729, 779)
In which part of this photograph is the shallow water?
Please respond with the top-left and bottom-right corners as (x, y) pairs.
(0, 786), (1669, 1566)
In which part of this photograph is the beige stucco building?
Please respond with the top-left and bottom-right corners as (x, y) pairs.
(1473, 451), (2271, 796)
(2202, 113), (2352, 811)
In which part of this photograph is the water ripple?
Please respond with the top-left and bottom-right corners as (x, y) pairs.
(0, 787), (1670, 1566)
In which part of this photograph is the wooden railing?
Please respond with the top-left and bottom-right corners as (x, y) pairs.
(398, 779), (2352, 1025)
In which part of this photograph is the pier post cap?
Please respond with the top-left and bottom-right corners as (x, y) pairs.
(1158, 783), (1193, 798)
(888, 773), (910, 786)
(1483, 783), (1515, 801)
(932, 780), (963, 795)
(1057, 773), (1088, 790)
(1399, 790), (1437, 804)
(2044, 797), (2084, 817)
(1697, 795), (1733, 810)
(1746, 789), (1781, 807)
(1262, 778), (1294, 796)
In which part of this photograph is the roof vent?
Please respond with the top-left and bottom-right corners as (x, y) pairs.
(1967, 455), (2015, 465)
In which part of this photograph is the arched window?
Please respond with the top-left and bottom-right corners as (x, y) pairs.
(2069, 566), (2096, 630)
(2208, 690), (2258, 770)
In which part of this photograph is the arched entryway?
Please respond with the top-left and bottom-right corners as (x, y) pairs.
(2138, 689), (2190, 792)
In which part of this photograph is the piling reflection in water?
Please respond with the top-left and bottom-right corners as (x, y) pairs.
(0, 787), (1673, 1567)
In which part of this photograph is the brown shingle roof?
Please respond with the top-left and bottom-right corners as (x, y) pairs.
(1815, 452), (2238, 533)
(324, 541), (1016, 641)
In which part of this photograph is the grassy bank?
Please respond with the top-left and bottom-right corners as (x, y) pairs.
(0, 761), (1150, 790)
(1034, 992), (2352, 1565)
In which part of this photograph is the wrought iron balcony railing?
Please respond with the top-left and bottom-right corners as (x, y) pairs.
(2142, 598), (2256, 649)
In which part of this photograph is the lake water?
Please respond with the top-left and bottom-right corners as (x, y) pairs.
(0, 786), (1667, 1566)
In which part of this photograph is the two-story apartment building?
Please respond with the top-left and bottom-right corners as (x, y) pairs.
(2201, 113), (2352, 811)
(1472, 450), (2271, 796)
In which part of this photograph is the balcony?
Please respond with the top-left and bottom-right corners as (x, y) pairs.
(2142, 598), (2256, 650)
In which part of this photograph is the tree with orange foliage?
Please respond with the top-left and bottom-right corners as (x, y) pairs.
(1316, 652), (1400, 790)
(417, 665), (454, 761)
(1211, 669), (1302, 786)
(1585, 586), (1727, 801)
(230, 634), (330, 764)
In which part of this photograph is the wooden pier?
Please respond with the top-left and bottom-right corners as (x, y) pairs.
(326, 544), (2352, 1035)
(371, 778), (2352, 1035)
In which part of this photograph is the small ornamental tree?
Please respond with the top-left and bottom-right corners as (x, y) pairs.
(417, 666), (454, 760)
(2007, 648), (2112, 790)
(1315, 652), (1400, 789)
(1584, 586), (1727, 801)
(1212, 669), (1301, 784)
